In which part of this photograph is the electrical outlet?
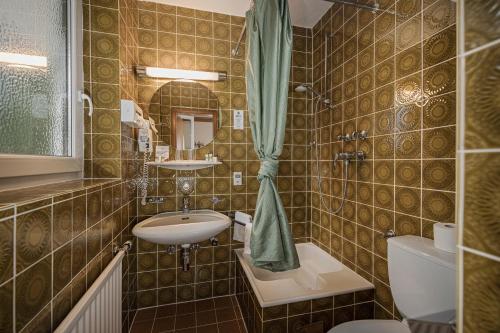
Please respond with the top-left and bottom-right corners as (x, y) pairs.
(233, 172), (242, 186)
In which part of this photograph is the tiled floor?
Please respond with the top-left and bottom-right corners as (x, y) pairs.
(130, 296), (247, 333)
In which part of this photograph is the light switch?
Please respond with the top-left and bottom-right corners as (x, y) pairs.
(233, 172), (242, 186)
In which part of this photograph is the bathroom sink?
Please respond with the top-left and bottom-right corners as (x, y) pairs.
(147, 160), (222, 170)
(132, 210), (231, 245)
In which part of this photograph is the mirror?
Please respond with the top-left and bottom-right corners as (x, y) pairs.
(150, 80), (220, 151)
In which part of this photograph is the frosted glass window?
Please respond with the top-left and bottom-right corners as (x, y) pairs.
(0, 0), (70, 156)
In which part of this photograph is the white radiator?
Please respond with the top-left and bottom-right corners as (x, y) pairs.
(55, 243), (131, 333)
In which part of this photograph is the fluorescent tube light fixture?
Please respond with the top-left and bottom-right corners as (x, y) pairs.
(0, 52), (47, 68)
(136, 66), (227, 81)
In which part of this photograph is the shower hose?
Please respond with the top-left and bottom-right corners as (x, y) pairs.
(313, 97), (349, 215)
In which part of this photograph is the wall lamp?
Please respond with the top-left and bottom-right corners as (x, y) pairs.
(0, 52), (47, 68)
(136, 66), (227, 81)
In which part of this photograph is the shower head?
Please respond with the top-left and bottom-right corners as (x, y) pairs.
(295, 83), (320, 96)
(294, 83), (332, 106)
(295, 84), (309, 93)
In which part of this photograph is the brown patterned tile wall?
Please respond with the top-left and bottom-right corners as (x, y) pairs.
(132, 1), (313, 309)
(0, 179), (137, 333)
(119, 0), (142, 182)
(83, 0), (139, 179)
(83, 0), (121, 178)
(235, 260), (374, 333)
(309, 0), (456, 320)
(458, 1), (500, 332)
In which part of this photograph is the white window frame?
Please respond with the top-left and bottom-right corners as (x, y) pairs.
(0, 0), (84, 187)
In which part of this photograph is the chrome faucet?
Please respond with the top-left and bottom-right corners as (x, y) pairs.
(337, 130), (368, 142)
(352, 130), (368, 141)
(337, 133), (353, 141)
(333, 151), (366, 169)
(146, 197), (165, 204)
(182, 195), (190, 213)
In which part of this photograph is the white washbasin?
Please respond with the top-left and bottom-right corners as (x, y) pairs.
(147, 160), (222, 170)
(132, 209), (231, 245)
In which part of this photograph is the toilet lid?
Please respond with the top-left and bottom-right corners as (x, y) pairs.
(328, 320), (412, 333)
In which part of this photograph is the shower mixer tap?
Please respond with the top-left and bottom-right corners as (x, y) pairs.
(338, 130), (368, 142)
(333, 151), (366, 169)
(337, 133), (352, 141)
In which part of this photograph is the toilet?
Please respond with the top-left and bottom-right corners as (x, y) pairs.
(328, 235), (456, 333)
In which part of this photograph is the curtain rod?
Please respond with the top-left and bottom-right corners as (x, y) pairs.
(324, 0), (382, 13)
(232, 0), (383, 57)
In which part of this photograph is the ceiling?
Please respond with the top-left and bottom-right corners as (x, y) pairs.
(143, 0), (333, 28)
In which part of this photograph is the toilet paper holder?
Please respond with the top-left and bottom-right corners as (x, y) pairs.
(227, 211), (253, 226)
(234, 220), (247, 226)
(226, 212), (243, 225)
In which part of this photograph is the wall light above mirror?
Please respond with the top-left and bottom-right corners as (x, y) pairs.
(136, 66), (227, 81)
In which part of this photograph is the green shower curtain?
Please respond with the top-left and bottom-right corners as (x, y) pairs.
(245, 0), (300, 271)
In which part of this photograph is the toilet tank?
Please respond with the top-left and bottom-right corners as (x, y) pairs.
(388, 236), (456, 322)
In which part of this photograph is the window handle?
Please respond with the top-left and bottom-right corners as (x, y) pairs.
(78, 91), (94, 117)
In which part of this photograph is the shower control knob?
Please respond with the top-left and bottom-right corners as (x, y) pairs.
(358, 130), (368, 140)
(355, 151), (366, 160)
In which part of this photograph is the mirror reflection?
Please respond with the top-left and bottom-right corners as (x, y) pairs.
(150, 80), (220, 151)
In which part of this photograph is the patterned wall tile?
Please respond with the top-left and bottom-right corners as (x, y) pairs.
(423, 0), (455, 39)
(463, 252), (500, 332)
(15, 257), (51, 330)
(0, 219), (13, 285)
(464, 44), (500, 149)
(422, 190), (454, 223)
(422, 127), (455, 158)
(53, 242), (72, 296)
(423, 92), (455, 129)
(91, 6), (119, 34)
(16, 207), (52, 272)
(422, 159), (454, 191)
(0, 280), (13, 333)
(463, 154), (500, 257)
(464, 0), (500, 51)
(423, 25), (455, 68)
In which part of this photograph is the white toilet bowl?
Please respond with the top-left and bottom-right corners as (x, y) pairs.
(327, 236), (456, 333)
(327, 320), (411, 333)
